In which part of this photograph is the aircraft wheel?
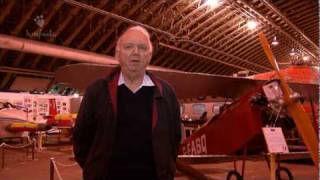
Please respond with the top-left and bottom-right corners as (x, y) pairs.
(276, 167), (293, 180)
(226, 170), (243, 180)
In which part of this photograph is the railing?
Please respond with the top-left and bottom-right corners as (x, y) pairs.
(0, 137), (35, 169)
(49, 157), (77, 180)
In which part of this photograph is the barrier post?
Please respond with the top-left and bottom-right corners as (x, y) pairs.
(26, 144), (29, 158)
(1, 148), (4, 169)
(31, 140), (35, 160)
(50, 157), (54, 180)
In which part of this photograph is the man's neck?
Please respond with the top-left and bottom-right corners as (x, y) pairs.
(122, 71), (145, 92)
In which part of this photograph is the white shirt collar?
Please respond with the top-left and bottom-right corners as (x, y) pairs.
(118, 72), (154, 93)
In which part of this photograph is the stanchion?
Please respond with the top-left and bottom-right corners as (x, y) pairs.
(26, 143), (29, 157)
(50, 158), (54, 180)
(37, 132), (43, 151)
(0, 139), (35, 169)
(49, 156), (76, 180)
(31, 140), (35, 160)
(1, 148), (4, 169)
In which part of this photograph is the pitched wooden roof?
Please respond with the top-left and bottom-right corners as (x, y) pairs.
(0, 0), (318, 90)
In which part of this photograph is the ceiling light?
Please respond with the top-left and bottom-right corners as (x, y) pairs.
(246, 20), (258, 30)
(289, 48), (296, 56)
(73, 92), (80, 98)
(205, 0), (220, 8)
(302, 55), (309, 61)
(271, 36), (279, 46)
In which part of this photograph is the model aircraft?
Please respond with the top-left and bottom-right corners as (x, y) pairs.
(0, 102), (50, 138)
(0, 89), (80, 140)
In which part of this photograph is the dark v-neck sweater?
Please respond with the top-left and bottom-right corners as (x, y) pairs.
(108, 85), (156, 179)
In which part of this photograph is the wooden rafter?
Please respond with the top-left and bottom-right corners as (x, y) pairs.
(0, 0), (318, 88)
(0, 0), (14, 23)
(14, 0), (65, 68)
(0, 0), (41, 63)
(0, 0), (41, 89)
(102, 1), (165, 54)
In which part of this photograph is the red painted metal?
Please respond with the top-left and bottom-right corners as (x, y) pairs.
(180, 87), (264, 155)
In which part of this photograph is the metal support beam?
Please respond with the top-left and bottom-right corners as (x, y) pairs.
(0, 34), (117, 65)
(159, 42), (259, 73)
(260, 0), (318, 51)
(63, 0), (266, 72)
(234, 0), (319, 61)
(0, 34), (183, 75)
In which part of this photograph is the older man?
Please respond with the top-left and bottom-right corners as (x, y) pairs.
(73, 26), (181, 180)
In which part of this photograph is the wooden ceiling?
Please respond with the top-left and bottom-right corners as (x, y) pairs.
(0, 0), (318, 90)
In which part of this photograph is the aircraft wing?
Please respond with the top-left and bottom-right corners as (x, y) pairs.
(55, 63), (262, 99)
(250, 66), (319, 101)
(55, 63), (318, 100)
(287, 83), (318, 101)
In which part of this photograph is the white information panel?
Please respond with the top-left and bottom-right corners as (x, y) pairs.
(262, 127), (289, 153)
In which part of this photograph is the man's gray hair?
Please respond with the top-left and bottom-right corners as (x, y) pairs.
(115, 25), (153, 53)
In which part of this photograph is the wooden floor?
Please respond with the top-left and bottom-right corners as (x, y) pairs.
(0, 145), (317, 180)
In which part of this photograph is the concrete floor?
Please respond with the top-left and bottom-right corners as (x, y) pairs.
(0, 145), (317, 180)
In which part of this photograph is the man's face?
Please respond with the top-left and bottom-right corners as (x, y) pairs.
(116, 30), (152, 74)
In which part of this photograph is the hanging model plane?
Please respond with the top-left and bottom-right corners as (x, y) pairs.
(54, 34), (318, 180)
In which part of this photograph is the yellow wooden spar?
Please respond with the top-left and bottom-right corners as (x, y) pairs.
(258, 32), (318, 164)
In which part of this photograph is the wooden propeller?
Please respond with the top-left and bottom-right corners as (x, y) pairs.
(258, 32), (318, 164)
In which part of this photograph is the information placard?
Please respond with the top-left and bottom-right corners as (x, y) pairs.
(262, 127), (289, 153)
